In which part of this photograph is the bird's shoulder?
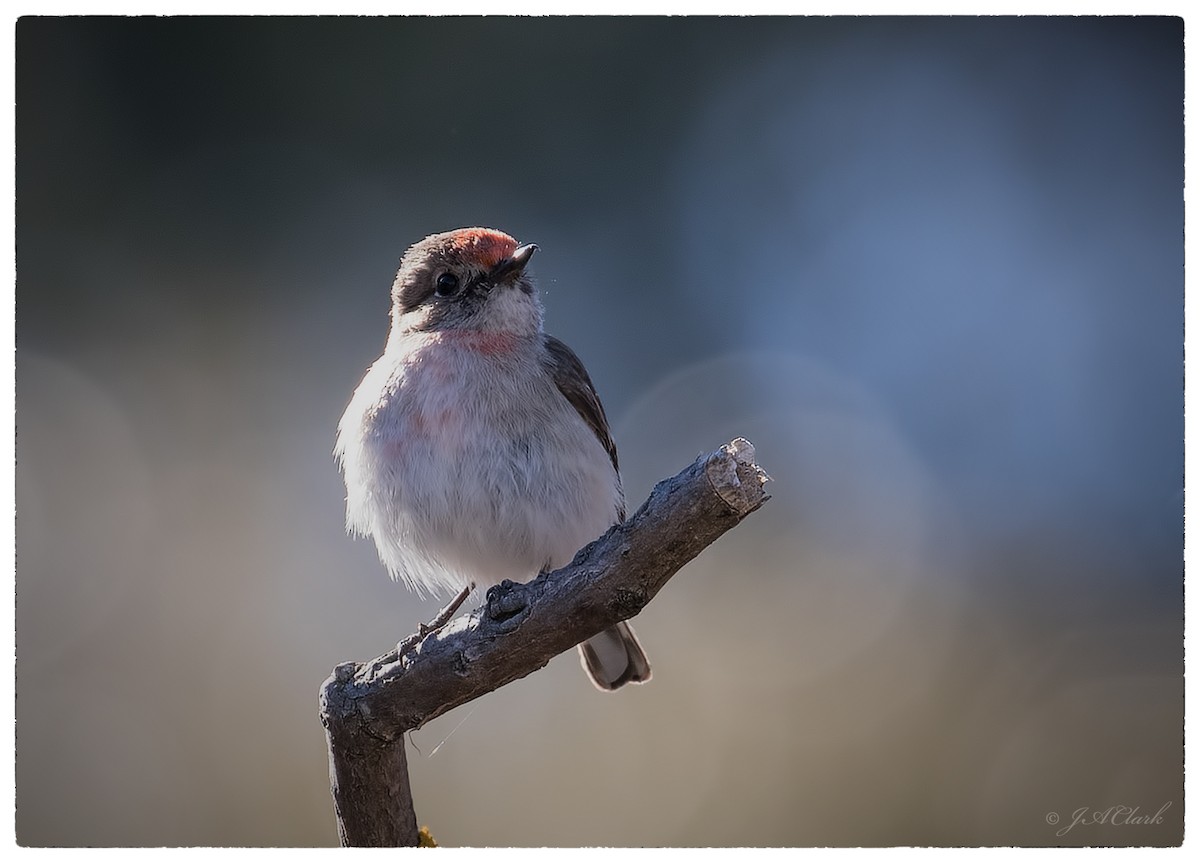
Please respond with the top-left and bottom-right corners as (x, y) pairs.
(539, 334), (620, 476)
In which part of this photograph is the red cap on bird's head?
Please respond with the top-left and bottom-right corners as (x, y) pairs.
(441, 228), (520, 271)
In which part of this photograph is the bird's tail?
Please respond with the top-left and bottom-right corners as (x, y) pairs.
(578, 620), (652, 691)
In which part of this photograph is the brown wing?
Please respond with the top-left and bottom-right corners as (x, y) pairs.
(541, 334), (625, 518)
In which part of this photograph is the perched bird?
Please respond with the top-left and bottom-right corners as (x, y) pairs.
(335, 227), (651, 690)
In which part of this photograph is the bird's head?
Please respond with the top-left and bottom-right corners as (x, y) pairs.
(389, 227), (541, 338)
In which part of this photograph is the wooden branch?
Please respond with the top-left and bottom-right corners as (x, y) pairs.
(318, 438), (770, 846)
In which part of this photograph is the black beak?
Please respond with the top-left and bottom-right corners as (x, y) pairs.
(490, 243), (537, 284)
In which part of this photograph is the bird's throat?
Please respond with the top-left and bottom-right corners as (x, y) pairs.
(432, 329), (526, 357)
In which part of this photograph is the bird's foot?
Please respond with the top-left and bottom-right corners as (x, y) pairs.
(485, 578), (530, 632)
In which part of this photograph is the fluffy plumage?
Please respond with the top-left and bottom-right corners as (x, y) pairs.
(335, 227), (650, 690)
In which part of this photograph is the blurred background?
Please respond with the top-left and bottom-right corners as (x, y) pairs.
(15, 16), (1182, 847)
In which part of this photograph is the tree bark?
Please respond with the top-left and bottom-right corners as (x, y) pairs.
(319, 437), (770, 846)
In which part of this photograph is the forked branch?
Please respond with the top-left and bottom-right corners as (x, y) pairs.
(319, 438), (770, 846)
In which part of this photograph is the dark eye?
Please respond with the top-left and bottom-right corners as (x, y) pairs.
(435, 272), (460, 296)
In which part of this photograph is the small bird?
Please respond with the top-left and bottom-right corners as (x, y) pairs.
(335, 227), (651, 691)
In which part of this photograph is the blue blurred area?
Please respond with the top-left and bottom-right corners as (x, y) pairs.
(15, 17), (1182, 847)
(674, 18), (1182, 572)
